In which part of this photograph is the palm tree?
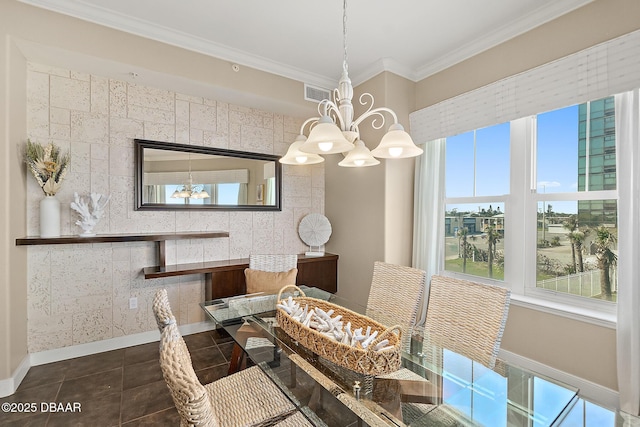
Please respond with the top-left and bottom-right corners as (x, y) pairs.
(456, 227), (469, 273)
(563, 215), (578, 273)
(484, 225), (501, 278)
(573, 228), (589, 273)
(593, 225), (617, 298)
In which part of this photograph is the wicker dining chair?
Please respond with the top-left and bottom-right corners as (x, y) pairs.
(248, 254), (298, 272)
(152, 288), (176, 333)
(366, 261), (426, 350)
(379, 275), (511, 423)
(154, 290), (313, 427)
(424, 275), (511, 369)
(245, 254), (299, 295)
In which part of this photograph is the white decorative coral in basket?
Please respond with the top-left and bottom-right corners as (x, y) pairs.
(70, 192), (110, 236)
(277, 296), (394, 352)
(276, 285), (402, 376)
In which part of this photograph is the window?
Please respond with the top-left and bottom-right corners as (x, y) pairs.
(217, 183), (242, 205)
(444, 97), (618, 307)
(445, 123), (510, 281)
(534, 98), (618, 303)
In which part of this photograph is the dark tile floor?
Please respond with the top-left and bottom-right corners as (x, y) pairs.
(0, 328), (235, 427)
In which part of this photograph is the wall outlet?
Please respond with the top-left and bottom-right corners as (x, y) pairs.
(129, 297), (138, 309)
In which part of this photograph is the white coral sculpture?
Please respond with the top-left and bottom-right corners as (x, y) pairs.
(70, 192), (111, 236)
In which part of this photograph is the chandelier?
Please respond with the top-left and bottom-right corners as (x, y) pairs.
(170, 173), (210, 200)
(280, 0), (423, 167)
(170, 153), (210, 200)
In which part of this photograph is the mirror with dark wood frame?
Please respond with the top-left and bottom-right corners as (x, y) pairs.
(134, 139), (282, 211)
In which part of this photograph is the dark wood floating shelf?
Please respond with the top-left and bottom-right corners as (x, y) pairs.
(16, 231), (229, 268)
(15, 231), (229, 246)
(144, 253), (339, 300)
(16, 232), (337, 299)
(144, 257), (253, 279)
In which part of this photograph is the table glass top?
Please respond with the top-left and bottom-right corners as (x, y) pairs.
(201, 287), (579, 426)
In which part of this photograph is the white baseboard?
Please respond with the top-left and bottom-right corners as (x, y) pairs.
(0, 321), (216, 397)
(498, 348), (619, 410)
(0, 354), (30, 398)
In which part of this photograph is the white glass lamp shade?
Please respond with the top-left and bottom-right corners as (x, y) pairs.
(370, 123), (424, 159)
(300, 115), (353, 154)
(191, 189), (210, 199)
(338, 140), (380, 167)
(280, 135), (325, 165)
(171, 188), (181, 198)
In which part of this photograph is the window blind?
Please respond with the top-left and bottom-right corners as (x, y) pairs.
(144, 169), (249, 185)
(410, 29), (640, 142)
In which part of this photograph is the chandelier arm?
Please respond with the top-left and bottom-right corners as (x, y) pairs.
(355, 92), (400, 122)
(352, 106), (400, 131)
(321, 99), (347, 130)
(317, 99), (329, 117)
(357, 92), (375, 113)
(299, 117), (320, 135)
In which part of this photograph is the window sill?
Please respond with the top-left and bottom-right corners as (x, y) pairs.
(510, 293), (617, 329)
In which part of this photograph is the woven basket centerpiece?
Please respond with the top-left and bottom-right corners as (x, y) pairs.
(276, 285), (402, 376)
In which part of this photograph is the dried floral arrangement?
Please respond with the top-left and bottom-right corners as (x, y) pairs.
(25, 139), (70, 196)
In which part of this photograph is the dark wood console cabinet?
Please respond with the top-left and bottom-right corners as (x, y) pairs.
(144, 253), (339, 299)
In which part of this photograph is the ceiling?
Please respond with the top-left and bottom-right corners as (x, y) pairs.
(19, 0), (594, 90)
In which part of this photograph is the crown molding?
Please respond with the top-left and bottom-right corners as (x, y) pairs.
(351, 58), (418, 87)
(413, 0), (596, 80)
(17, 0), (337, 89)
(18, 0), (594, 86)
(15, 38), (319, 118)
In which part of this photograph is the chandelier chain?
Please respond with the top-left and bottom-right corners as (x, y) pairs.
(279, 0), (423, 166)
(343, 0), (348, 72)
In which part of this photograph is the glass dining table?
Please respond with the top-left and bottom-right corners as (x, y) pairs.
(201, 287), (579, 427)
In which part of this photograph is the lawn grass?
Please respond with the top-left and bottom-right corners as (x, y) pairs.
(444, 258), (504, 280)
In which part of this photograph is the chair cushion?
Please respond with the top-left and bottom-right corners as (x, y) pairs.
(245, 267), (298, 294)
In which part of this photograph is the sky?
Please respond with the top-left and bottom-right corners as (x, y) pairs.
(537, 105), (580, 194)
(445, 104), (580, 215)
(165, 183), (239, 205)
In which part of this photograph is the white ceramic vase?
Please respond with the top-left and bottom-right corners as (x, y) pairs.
(40, 195), (61, 238)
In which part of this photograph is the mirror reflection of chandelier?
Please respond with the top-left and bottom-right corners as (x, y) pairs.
(280, 0), (423, 168)
(170, 173), (210, 199)
(170, 152), (210, 199)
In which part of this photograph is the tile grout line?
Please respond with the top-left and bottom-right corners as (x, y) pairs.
(2, 331), (230, 426)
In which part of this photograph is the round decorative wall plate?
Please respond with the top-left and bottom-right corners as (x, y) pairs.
(298, 214), (332, 256)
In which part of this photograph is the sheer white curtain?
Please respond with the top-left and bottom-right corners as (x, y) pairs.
(266, 178), (276, 205)
(412, 138), (446, 324)
(615, 89), (640, 415)
(238, 183), (248, 205)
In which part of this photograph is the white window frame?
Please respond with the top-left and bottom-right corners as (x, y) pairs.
(444, 114), (617, 326)
(511, 116), (617, 322)
(411, 29), (640, 328)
